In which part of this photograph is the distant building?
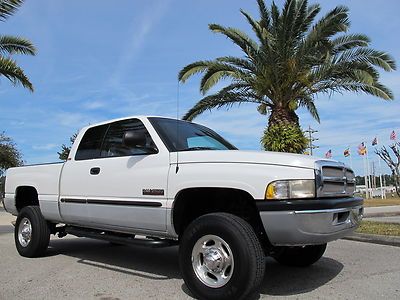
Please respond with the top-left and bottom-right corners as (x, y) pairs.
(356, 185), (396, 197)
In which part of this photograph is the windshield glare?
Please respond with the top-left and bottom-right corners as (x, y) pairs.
(149, 117), (237, 152)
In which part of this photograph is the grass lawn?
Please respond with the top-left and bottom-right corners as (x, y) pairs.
(356, 220), (400, 236)
(363, 196), (400, 207)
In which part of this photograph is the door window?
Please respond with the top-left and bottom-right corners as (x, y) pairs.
(75, 125), (108, 160)
(100, 119), (157, 158)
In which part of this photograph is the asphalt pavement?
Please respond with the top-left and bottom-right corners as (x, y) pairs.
(364, 205), (400, 220)
(363, 205), (400, 224)
(366, 216), (400, 223)
(1, 209), (400, 299)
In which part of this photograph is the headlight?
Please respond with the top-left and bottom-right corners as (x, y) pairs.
(265, 180), (315, 200)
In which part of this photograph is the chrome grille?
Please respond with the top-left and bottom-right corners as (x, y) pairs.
(315, 161), (356, 198)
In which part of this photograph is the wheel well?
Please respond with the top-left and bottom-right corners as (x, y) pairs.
(15, 186), (39, 211)
(172, 187), (271, 249)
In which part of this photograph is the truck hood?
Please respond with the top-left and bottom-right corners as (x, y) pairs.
(172, 150), (327, 169)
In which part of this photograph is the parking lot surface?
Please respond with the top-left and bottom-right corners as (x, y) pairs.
(0, 210), (399, 299)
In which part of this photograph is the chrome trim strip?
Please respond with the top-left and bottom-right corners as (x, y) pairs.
(323, 176), (347, 183)
(294, 205), (363, 214)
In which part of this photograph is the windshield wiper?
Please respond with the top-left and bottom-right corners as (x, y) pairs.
(182, 146), (219, 151)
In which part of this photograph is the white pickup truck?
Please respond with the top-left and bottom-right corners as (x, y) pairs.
(3, 116), (363, 300)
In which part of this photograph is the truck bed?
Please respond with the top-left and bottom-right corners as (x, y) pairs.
(4, 162), (64, 221)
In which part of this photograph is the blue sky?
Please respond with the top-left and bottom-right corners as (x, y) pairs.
(1, 0), (399, 176)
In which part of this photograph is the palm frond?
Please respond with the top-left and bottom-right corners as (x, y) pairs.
(0, 35), (36, 55)
(216, 56), (256, 72)
(199, 67), (242, 94)
(181, 60), (251, 94)
(331, 34), (370, 53)
(281, 0), (298, 42)
(301, 5), (350, 57)
(256, 0), (270, 29)
(313, 78), (393, 100)
(240, 9), (264, 44)
(0, 0), (24, 21)
(0, 56), (33, 91)
(300, 3), (321, 34)
(290, 0), (309, 42)
(270, 2), (281, 36)
(183, 90), (264, 121)
(178, 60), (210, 83)
(298, 96), (320, 122)
(335, 48), (396, 71)
(209, 24), (259, 56)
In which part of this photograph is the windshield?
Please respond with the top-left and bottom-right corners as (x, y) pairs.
(149, 117), (237, 152)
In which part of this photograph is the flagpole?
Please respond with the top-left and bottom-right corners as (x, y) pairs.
(363, 154), (369, 199)
(366, 144), (372, 199)
(349, 147), (353, 170)
(378, 157), (385, 199)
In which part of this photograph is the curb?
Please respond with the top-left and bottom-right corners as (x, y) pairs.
(343, 232), (400, 247)
(364, 212), (400, 218)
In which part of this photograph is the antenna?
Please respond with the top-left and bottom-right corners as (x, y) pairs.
(175, 80), (180, 173)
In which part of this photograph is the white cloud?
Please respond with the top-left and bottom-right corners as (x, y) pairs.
(32, 143), (58, 150)
(109, 0), (172, 86)
(56, 112), (95, 128)
(82, 100), (106, 110)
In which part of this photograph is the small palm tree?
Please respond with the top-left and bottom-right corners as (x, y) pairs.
(0, 0), (36, 92)
(178, 0), (396, 153)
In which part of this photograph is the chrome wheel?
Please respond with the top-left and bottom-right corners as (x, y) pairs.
(18, 217), (32, 247)
(191, 234), (234, 288)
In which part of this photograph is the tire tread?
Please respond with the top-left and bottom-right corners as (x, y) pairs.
(180, 212), (265, 300)
(15, 206), (50, 257)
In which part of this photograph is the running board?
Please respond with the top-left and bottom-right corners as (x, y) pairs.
(64, 226), (177, 248)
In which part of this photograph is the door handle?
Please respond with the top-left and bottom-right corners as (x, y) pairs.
(90, 167), (101, 175)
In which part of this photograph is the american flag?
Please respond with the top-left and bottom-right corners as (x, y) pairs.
(390, 130), (397, 140)
(325, 149), (332, 159)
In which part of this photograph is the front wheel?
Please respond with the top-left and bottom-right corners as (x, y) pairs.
(273, 243), (327, 267)
(14, 206), (50, 257)
(179, 213), (265, 300)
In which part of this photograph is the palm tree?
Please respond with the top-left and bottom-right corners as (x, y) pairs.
(0, 0), (36, 92)
(178, 0), (396, 153)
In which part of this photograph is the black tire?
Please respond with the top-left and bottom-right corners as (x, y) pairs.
(14, 206), (50, 257)
(179, 213), (265, 300)
(273, 243), (327, 267)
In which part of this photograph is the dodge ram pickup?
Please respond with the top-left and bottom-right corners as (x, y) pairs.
(3, 116), (363, 300)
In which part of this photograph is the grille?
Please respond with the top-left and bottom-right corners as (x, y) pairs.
(315, 161), (356, 198)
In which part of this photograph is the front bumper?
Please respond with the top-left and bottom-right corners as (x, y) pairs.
(256, 197), (363, 246)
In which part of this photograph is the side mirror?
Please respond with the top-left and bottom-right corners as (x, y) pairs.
(122, 131), (147, 148)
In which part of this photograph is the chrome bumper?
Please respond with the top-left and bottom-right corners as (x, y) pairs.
(260, 205), (363, 246)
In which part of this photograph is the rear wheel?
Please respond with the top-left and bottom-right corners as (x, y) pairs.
(179, 213), (265, 300)
(273, 244), (327, 267)
(14, 206), (50, 257)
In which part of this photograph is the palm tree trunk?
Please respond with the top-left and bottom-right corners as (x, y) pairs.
(268, 106), (299, 128)
(262, 107), (307, 154)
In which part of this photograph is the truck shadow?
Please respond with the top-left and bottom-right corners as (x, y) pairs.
(260, 256), (343, 297)
(47, 237), (181, 280)
(47, 237), (343, 298)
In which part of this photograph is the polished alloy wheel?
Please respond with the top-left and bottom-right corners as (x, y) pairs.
(18, 217), (32, 247)
(191, 234), (234, 288)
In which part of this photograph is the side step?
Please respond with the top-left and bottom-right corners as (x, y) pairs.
(64, 226), (178, 248)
